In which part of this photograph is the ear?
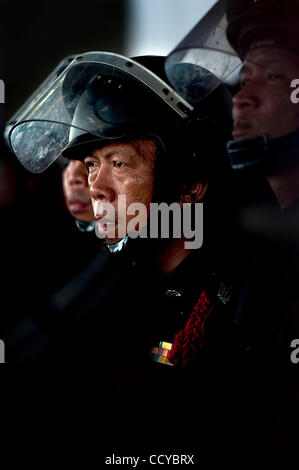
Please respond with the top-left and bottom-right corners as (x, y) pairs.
(179, 182), (208, 206)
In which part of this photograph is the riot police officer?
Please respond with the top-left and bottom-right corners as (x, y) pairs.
(5, 51), (244, 457)
(225, 0), (299, 454)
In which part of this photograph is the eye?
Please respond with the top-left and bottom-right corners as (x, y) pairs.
(240, 77), (250, 88)
(113, 161), (123, 168)
(267, 73), (282, 81)
(84, 160), (95, 170)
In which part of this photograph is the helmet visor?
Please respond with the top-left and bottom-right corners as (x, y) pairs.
(9, 52), (193, 173)
(165, 0), (242, 102)
(4, 55), (76, 152)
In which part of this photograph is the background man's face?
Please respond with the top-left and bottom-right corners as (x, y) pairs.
(63, 160), (94, 222)
(232, 47), (299, 141)
(84, 140), (156, 242)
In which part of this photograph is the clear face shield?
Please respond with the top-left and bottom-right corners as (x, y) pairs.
(7, 52), (193, 173)
(165, 0), (242, 103)
(4, 55), (77, 152)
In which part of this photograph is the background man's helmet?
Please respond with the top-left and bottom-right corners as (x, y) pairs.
(165, 0), (242, 90)
(226, 0), (299, 59)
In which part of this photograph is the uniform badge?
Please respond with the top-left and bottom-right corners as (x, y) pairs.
(217, 282), (233, 305)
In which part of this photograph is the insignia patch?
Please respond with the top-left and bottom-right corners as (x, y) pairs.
(164, 289), (183, 298)
(217, 282), (233, 305)
(151, 341), (173, 366)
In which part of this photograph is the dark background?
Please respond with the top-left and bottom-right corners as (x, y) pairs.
(1, 0), (128, 119)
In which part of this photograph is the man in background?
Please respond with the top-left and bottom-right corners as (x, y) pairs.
(62, 159), (95, 227)
(225, 0), (299, 453)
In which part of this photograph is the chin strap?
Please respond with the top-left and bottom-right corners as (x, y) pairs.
(226, 134), (269, 170)
(75, 220), (96, 232)
(226, 129), (299, 171)
(104, 235), (129, 254)
(75, 219), (129, 253)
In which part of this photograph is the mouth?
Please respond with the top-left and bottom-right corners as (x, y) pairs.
(95, 216), (117, 237)
(232, 120), (253, 140)
(95, 215), (117, 223)
(69, 199), (90, 213)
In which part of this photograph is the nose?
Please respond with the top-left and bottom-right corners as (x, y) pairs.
(66, 161), (88, 187)
(89, 166), (115, 203)
(233, 82), (261, 112)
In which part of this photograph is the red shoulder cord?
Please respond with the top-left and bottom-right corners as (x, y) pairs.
(168, 290), (214, 367)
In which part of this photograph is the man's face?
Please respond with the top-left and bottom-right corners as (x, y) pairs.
(63, 160), (94, 222)
(232, 47), (299, 141)
(84, 140), (156, 243)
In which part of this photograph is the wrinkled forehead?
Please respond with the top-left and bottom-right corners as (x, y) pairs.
(90, 143), (136, 158)
(89, 140), (157, 162)
(243, 47), (299, 72)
